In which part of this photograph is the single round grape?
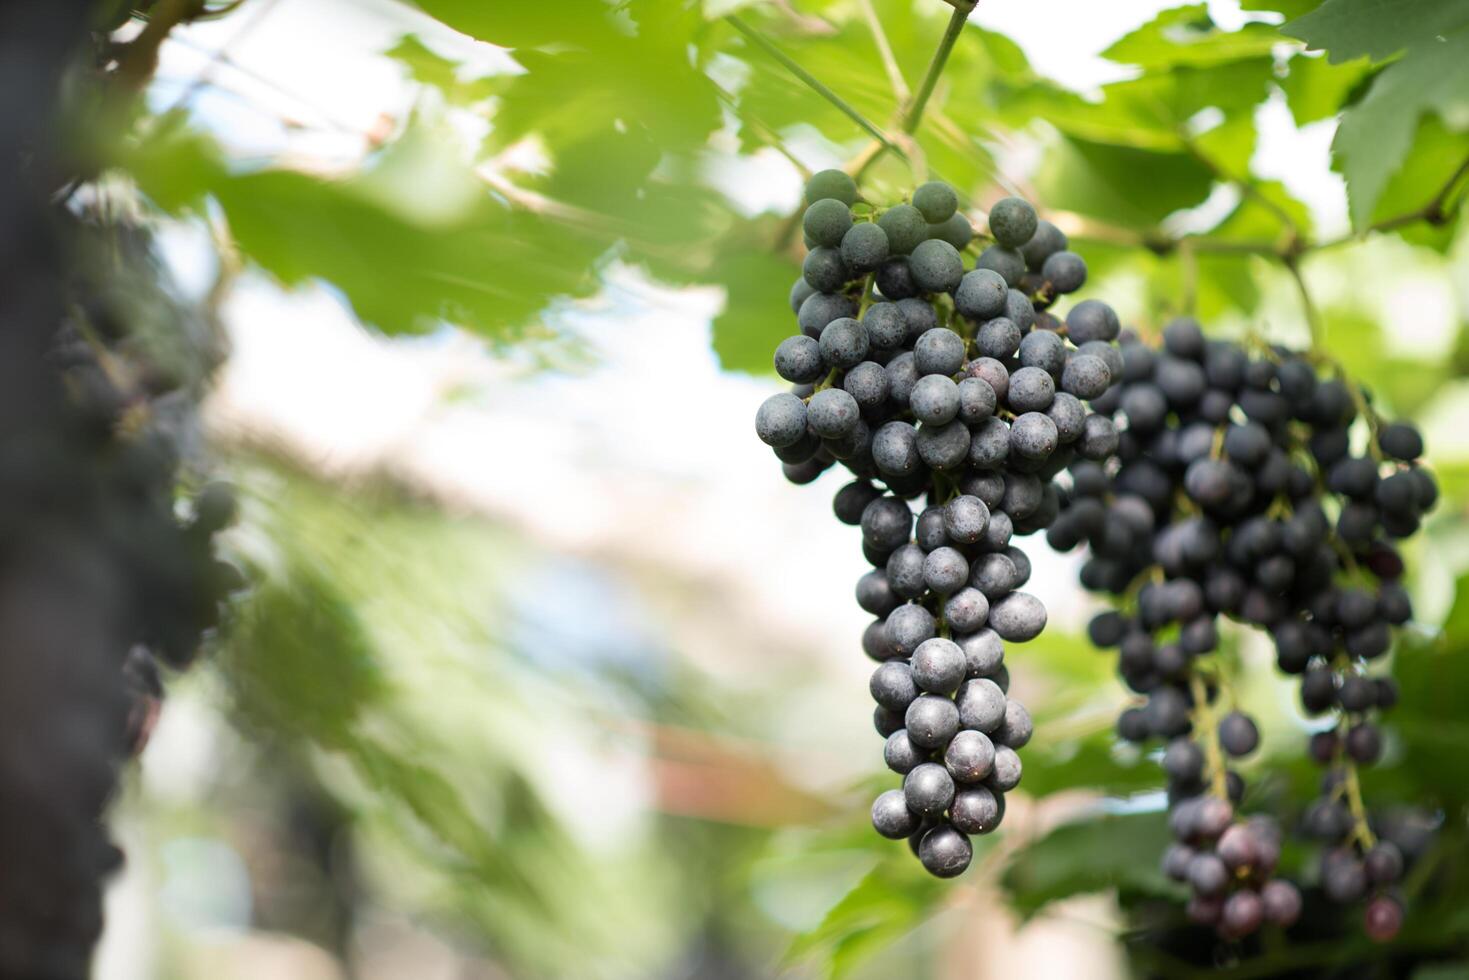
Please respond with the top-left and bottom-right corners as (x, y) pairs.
(1346, 722), (1383, 764)
(945, 588), (990, 634)
(930, 212), (973, 250)
(950, 785), (1001, 835)
(1065, 299), (1120, 343)
(887, 603), (937, 656)
(806, 387), (860, 439)
(1261, 880), (1302, 927)
(806, 169), (858, 206)
(755, 392), (807, 447)
(818, 316), (868, 370)
(976, 316), (1022, 359)
(987, 744), (1022, 791)
(917, 824), (972, 878)
(988, 196), (1038, 248)
(910, 238), (964, 293)
(915, 506), (947, 551)
(1365, 841), (1404, 884)
(913, 181), (959, 223)
(884, 729), (927, 774)
(885, 353), (919, 409)
(1010, 412), (1058, 462)
(1220, 890), (1264, 940)
(956, 677), (1006, 733)
(912, 637), (966, 694)
(1189, 852), (1229, 896)
(944, 729), (996, 783)
(802, 246), (849, 292)
(970, 553), (1018, 601)
(957, 631), (1003, 681)
(839, 221), (889, 274)
(855, 568), (899, 616)
(975, 245), (1025, 287)
(875, 257), (917, 300)
(1061, 353), (1111, 400)
(1378, 421), (1423, 462)
(967, 356), (1010, 403)
(874, 704), (903, 735)
(861, 302), (907, 350)
(1041, 250), (1086, 292)
(871, 788), (920, 839)
(1007, 367), (1056, 414)
(881, 543), (928, 599)
(943, 494), (990, 544)
(910, 374), (961, 425)
(913, 327), (966, 377)
(789, 277), (816, 315)
(1146, 686), (1191, 738)
(843, 360), (890, 411)
(954, 268), (1009, 321)
(872, 421), (921, 476)
(905, 697), (960, 750)
(1019, 219), (1067, 270)
(988, 592), (1046, 642)
(803, 198), (853, 247)
(870, 660), (918, 711)
(774, 334), (824, 384)
(967, 416), (1010, 469)
(1218, 711), (1260, 757)
(1161, 317), (1206, 360)
(916, 419), (970, 471)
(861, 496), (913, 551)
(1047, 392), (1085, 443)
(1005, 288), (1036, 331)
(862, 619), (895, 661)
(922, 547), (970, 597)
(878, 203), (928, 255)
(1078, 339), (1123, 381)
(995, 699), (1032, 748)
(797, 291), (858, 339)
(1323, 853), (1367, 903)
(957, 376), (997, 424)
(1364, 896), (1403, 943)
(1019, 329), (1066, 377)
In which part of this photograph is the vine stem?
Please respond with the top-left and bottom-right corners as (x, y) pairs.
(856, 0), (910, 105)
(724, 14), (906, 159)
(902, 0), (975, 135)
(1188, 672), (1229, 800)
(1283, 255), (1324, 354)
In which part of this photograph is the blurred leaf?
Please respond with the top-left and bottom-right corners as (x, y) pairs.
(1002, 810), (1181, 917)
(1241, 0), (1320, 16)
(711, 241), (801, 374)
(386, 34), (498, 105)
(1284, 0), (1469, 63)
(1017, 734), (1160, 798)
(409, 0), (615, 50)
(1279, 53), (1373, 126)
(1369, 115), (1469, 252)
(1394, 582), (1469, 809)
(1208, 179), (1314, 242)
(787, 853), (948, 978)
(1193, 111), (1257, 176)
(1036, 136), (1214, 229)
(1287, 0), (1469, 227)
(1103, 4), (1281, 68)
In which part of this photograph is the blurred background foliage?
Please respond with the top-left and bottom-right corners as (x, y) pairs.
(94, 0), (1469, 977)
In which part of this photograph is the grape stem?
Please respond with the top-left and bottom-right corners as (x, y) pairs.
(856, 0), (911, 105)
(902, 0), (976, 136)
(1187, 671), (1230, 800)
(1337, 739), (1378, 851)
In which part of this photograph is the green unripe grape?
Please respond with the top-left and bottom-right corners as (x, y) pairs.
(805, 168), (859, 207)
(988, 196), (1038, 248)
(878, 204), (928, 255)
(929, 212), (973, 250)
(803, 198), (853, 248)
(913, 181), (958, 223)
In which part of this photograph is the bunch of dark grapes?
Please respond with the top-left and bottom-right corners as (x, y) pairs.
(756, 169), (1125, 875)
(0, 8), (240, 975)
(1051, 318), (1435, 939)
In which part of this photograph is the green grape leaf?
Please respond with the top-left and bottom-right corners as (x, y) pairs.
(1208, 179), (1313, 242)
(1035, 136), (1214, 229)
(710, 243), (801, 374)
(1278, 53), (1374, 126)
(1286, 0), (1469, 227)
(385, 34), (497, 106)
(1103, 3), (1281, 68)
(1283, 0), (1469, 63)
(409, 0), (613, 50)
(1002, 810), (1182, 918)
(1192, 111), (1257, 177)
(1369, 115), (1469, 252)
(1241, 0), (1320, 16)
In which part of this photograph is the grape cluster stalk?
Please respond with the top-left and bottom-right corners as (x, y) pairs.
(1053, 321), (1436, 940)
(756, 170), (1126, 876)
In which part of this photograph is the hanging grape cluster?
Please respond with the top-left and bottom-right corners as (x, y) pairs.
(1051, 321), (1436, 940)
(755, 170), (1125, 876)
